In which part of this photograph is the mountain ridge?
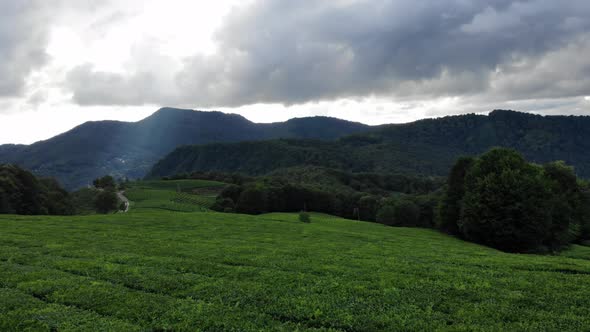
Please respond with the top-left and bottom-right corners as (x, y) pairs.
(149, 110), (590, 179)
(0, 107), (370, 189)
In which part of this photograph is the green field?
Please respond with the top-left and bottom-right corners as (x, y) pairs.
(1, 182), (590, 331)
(124, 179), (224, 213)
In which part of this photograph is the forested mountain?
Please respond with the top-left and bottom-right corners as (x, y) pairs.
(149, 110), (590, 179)
(0, 108), (369, 189)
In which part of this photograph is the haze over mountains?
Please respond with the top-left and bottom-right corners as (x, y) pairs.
(0, 108), (369, 189)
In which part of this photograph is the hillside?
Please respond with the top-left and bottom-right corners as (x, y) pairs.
(0, 108), (369, 189)
(0, 164), (74, 215)
(1, 209), (589, 330)
(150, 110), (590, 179)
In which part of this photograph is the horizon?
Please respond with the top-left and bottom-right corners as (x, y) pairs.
(0, 107), (536, 146)
(0, 107), (576, 146)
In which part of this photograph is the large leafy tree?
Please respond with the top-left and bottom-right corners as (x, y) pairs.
(459, 148), (553, 252)
(236, 187), (268, 215)
(93, 175), (116, 190)
(542, 161), (581, 249)
(437, 157), (474, 234)
(0, 164), (73, 215)
(94, 190), (119, 214)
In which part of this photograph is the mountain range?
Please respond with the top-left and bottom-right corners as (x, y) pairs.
(0, 108), (369, 189)
(3, 108), (590, 190)
(149, 110), (590, 179)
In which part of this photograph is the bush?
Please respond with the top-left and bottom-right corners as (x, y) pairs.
(358, 195), (380, 221)
(93, 175), (116, 190)
(212, 197), (235, 212)
(299, 211), (311, 223)
(236, 187), (268, 215)
(376, 205), (396, 225)
(376, 197), (420, 227)
(219, 184), (243, 203)
(94, 190), (119, 214)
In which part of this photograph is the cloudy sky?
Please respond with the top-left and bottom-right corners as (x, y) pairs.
(1, 0), (589, 144)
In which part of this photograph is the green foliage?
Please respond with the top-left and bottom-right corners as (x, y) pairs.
(1, 212), (590, 330)
(39, 178), (75, 215)
(149, 110), (590, 182)
(438, 157), (474, 234)
(460, 149), (553, 252)
(440, 149), (588, 252)
(299, 211), (311, 223)
(376, 205), (396, 225)
(70, 188), (101, 215)
(93, 175), (116, 189)
(0, 164), (73, 215)
(543, 161), (582, 249)
(358, 195), (380, 221)
(377, 198), (420, 227)
(236, 187), (268, 215)
(94, 190), (119, 214)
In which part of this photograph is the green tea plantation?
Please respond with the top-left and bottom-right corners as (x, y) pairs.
(0, 180), (589, 331)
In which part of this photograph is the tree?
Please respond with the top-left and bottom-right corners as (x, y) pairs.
(93, 175), (116, 190)
(358, 195), (380, 221)
(40, 178), (75, 215)
(438, 157), (474, 234)
(236, 187), (268, 215)
(459, 148), (553, 252)
(376, 197), (420, 227)
(542, 161), (581, 249)
(94, 190), (119, 214)
(212, 197), (235, 212)
(578, 182), (590, 242)
(0, 188), (11, 214)
(376, 205), (396, 225)
(219, 184), (243, 203)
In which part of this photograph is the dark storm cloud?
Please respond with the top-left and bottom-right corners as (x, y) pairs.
(0, 1), (53, 97)
(68, 0), (590, 107)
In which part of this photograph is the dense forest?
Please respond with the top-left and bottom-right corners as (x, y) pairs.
(150, 110), (590, 179)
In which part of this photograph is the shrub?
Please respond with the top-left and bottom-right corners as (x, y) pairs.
(376, 205), (396, 225)
(299, 211), (311, 223)
(94, 190), (119, 214)
(93, 175), (116, 190)
(376, 197), (420, 227)
(358, 195), (380, 221)
(236, 187), (268, 215)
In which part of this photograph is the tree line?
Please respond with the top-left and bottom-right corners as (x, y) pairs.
(210, 148), (590, 253)
(0, 165), (124, 216)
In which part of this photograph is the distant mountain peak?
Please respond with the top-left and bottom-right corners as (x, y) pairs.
(0, 107), (371, 189)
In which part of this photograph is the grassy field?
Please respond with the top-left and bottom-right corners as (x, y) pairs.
(124, 179), (224, 213)
(1, 182), (590, 331)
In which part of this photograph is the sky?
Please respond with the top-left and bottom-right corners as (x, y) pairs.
(1, 0), (589, 144)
